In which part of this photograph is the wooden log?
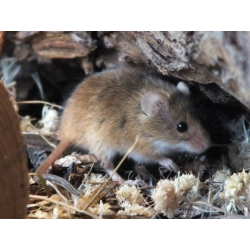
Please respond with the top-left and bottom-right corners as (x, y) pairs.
(0, 31), (5, 56)
(31, 32), (96, 59)
(15, 31), (42, 42)
(0, 81), (28, 218)
(128, 31), (250, 109)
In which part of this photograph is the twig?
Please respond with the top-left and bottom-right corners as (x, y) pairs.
(16, 100), (64, 109)
(28, 122), (57, 148)
(29, 195), (98, 219)
(192, 206), (220, 214)
(181, 201), (249, 218)
(83, 135), (140, 211)
(46, 180), (69, 203)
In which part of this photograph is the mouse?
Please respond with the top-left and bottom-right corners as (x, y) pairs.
(35, 67), (210, 184)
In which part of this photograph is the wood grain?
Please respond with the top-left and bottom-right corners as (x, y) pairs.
(0, 31), (6, 57)
(0, 81), (28, 218)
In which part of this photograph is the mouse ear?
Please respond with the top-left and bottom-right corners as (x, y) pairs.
(141, 91), (169, 116)
(177, 81), (190, 95)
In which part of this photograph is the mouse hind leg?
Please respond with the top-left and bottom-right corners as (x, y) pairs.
(94, 148), (124, 184)
(101, 157), (125, 184)
(100, 151), (140, 185)
(102, 156), (141, 185)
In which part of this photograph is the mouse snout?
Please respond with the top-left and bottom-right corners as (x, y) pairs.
(198, 138), (210, 152)
(189, 132), (210, 153)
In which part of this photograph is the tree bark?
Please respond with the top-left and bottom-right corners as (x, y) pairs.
(129, 31), (250, 108)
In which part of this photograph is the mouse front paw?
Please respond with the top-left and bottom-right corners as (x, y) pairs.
(158, 157), (180, 173)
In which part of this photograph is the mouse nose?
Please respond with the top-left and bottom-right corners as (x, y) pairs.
(200, 139), (210, 152)
(189, 133), (210, 153)
(197, 135), (210, 153)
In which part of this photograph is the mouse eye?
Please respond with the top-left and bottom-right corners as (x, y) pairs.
(177, 122), (188, 133)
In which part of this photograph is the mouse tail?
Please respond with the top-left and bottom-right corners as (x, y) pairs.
(35, 140), (70, 176)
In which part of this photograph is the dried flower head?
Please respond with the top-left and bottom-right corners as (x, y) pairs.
(172, 173), (200, 196)
(115, 185), (154, 217)
(152, 174), (202, 218)
(88, 200), (115, 216)
(152, 179), (182, 219)
(117, 203), (154, 217)
(116, 185), (144, 206)
(219, 170), (250, 212)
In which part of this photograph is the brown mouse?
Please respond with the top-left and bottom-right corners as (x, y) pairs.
(36, 68), (210, 184)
